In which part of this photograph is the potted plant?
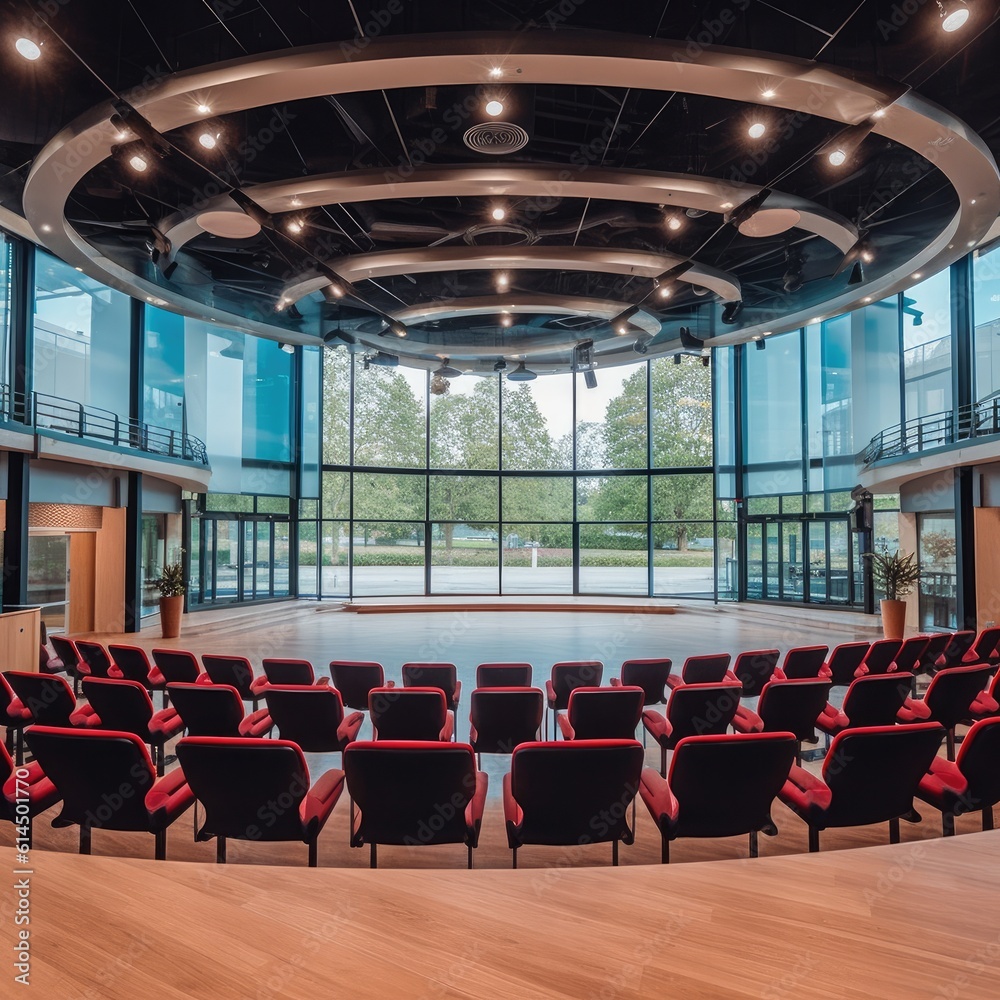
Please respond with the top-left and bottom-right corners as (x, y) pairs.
(152, 561), (186, 639)
(866, 546), (920, 639)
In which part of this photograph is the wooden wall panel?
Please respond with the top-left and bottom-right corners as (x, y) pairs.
(0, 607), (40, 671)
(69, 531), (96, 633)
(974, 507), (1000, 628)
(94, 506), (126, 633)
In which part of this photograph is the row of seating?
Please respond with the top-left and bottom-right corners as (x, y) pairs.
(4, 717), (999, 868)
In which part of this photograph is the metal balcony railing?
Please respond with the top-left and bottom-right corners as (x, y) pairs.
(860, 399), (1000, 466)
(0, 384), (209, 466)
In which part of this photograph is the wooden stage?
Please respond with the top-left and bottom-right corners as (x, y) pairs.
(5, 833), (999, 999)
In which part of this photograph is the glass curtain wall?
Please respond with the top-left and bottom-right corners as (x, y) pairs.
(0, 233), (10, 406)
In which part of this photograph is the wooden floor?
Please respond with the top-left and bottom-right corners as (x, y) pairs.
(6, 833), (1000, 998)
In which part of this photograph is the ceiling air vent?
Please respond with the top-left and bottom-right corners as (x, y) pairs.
(463, 122), (529, 155)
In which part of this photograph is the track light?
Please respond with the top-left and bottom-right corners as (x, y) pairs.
(666, 216), (683, 232)
(322, 283), (346, 303)
(15, 37), (41, 60)
(496, 271), (510, 290)
(128, 153), (149, 173)
(820, 121), (876, 168)
(701, 355), (710, 367)
(493, 359), (507, 372)
(632, 339), (649, 355)
(672, 354), (682, 365)
(937, 0), (970, 31)
(584, 369), (598, 389)
(755, 338), (767, 351)
(783, 249), (804, 293)
(387, 321), (408, 338)
(679, 327), (705, 352)
(287, 219), (303, 234)
(721, 301), (744, 325)
(507, 360), (537, 382)
(848, 260), (865, 285)
(278, 342), (295, 354)
(433, 358), (462, 378)
(654, 262), (692, 302)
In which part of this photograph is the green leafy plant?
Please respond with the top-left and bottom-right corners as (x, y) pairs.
(152, 562), (186, 598)
(866, 547), (920, 601)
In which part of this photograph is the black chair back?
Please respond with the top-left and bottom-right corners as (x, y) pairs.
(732, 650), (779, 697)
(620, 659), (673, 704)
(168, 682), (245, 736)
(477, 663), (532, 687)
(565, 686), (644, 740)
(756, 678), (831, 741)
(202, 654), (256, 700)
(107, 645), (154, 684)
(81, 677), (153, 736)
(330, 661), (386, 709)
(842, 674), (913, 728)
(264, 685), (347, 752)
(369, 687), (447, 741)
(469, 687), (543, 755)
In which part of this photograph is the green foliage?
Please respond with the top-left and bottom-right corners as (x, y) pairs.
(866, 546), (920, 600)
(152, 561), (186, 597)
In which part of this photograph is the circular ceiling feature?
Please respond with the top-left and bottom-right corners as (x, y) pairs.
(737, 208), (802, 238)
(463, 122), (530, 155)
(463, 221), (537, 246)
(196, 211), (263, 239)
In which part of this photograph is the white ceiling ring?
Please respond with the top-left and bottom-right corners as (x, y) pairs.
(159, 165), (859, 259)
(21, 31), (1000, 352)
(281, 245), (742, 307)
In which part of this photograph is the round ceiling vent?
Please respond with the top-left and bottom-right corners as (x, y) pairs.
(196, 211), (262, 239)
(463, 121), (530, 155)
(463, 221), (537, 246)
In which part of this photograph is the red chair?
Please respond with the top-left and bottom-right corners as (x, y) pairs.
(176, 736), (343, 866)
(732, 678), (831, 763)
(251, 658), (328, 700)
(107, 644), (157, 687)
(916, 717), (1000, 835)
(344, 741), (487, 868)
(914, 633), (952, 678)
(503, 739), (644, 867)
(777, 646), (829, 680)
(558, 686), (645, 741)
(38, 642), (68, 677)
(329, 661), (390, 713)
(967, 626), (1000, 667)
(1, 738), (60, 849)
(940, 630), (978, 668)
(476, 663), (532, 687)
(468, 687), (544, 765)
(821, 643), (870, 686)
(545, 661), (603, 737)
(166, 682), (273, 738)
(150, 649), (203, 706)
(966, 669), (1000, 722)
(401, 662), (461, 713)
(75, 641), (116, 680)
(778, 722), (945, 851)
(3, 673), (100, 763)
(263, 685), (363, 753)
(79, 677), (184, 775)
(891, 636), (931, 676)
(24, 726), (194, 859)
(49, 635), (84, 695)
(640, 732), (797, 863)
(897, 663), (993, 760)
(202, 654), (260, 709)
(666, 653), (732, 690)
(816, 674), (913, 739)
(856, 639), (903, 676)
(642, 680), (742, 776)
(611, 658), (673, 704)
(732, 649), (780, 698)
(1, 674), (30, 765)
(369, 687), (453, 741)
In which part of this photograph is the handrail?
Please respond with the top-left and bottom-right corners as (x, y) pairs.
(860, 398), (1000, 466)
(0, 383), (209, 466)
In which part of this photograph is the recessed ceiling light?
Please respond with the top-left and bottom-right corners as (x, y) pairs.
(762, 331), (772, 336)
(659, 286), (672, 299)
(198, 132), (218, 149)
(752, 334), (762, 341)
(287, 219), (303, 234)
(328, 283), (344, 298)
(912, 272), (923, 279)
(40, 224), (51, 233)
(485, 100), (504, 117)
(489, 67), (503, 79)
(196, 103), (212, 115)
(761, 88), (775, 99)
(748, 122), (766, 139)
(491, 206), (507, 221)
(968, 240), (977, 247)
(666, 216), (682, 231)
(74, 266), (83, 272)
(290, 197), (302, 208)
(971, 198), (977, 205)
(862, 297), (873, 303)
(128, 153), (148, 172)
(15, 38), (41, 61)
(500, 312), (513, 327)
(861, 250), (874, 263)
(828, 149), (848, 167)
(938, 0), (970, 32)
(496, 271), (509, 288)
(720, 201), (734, 210)
(810, 317), (822, 324)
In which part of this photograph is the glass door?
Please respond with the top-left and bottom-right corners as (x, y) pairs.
(27, 533), (69, 632)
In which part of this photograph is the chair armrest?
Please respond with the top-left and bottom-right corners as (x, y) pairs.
(146, 667), (166, 687)
(439, 711), (455, 742)
(194, 673), (212, 686)
(249, 675), (270, 695)
(609, 677), (623, 687)
(665, 675), (683, 691)
(300, 768), (346, 835)
(779, 765), (833, 820)
(238, 708), (274, 738)
(732, 705), (764, 734)
(818, 664), (832, 680)
(316, 675), (331, 687)
(69, 703), (101, 728)
(502, 771), (522, 831)
(107, 664), (124, 679)
(145, 769), (195, 825)
(337, 711), (365, 746)
(465, 770), (489, 844)
(452, 680), (462, 705)
(639, 767), (679, 830)
(149, 707), (184, 738)
(544, 679), (557, 707)
(641, 709), (671, 743)
(557, 714), (576, 740)
(897, 697), (932, 723)
(2, 762), (57, 807)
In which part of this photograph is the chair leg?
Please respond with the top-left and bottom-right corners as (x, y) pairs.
(155, 829), (167, 861)
(661, 837), (669, 865)
(511, 847), (517, 870)
(808, 827), (819, 853)
(14, 730), (23, 767)
(369, 843), (377, 869)
(889, 817), (900, 844)
(467, 844), (474, 870)
(749, 830), (759, 858)
(946, 728), (956, 762)
(612, 839), (619, 867)
(943, 812), (956, 837)
(984, 807), (995, 832)
(660, 746), (667, 778)
(80, 826), (92, 856)
(216, 836), (227, 864)
(308, 838), (318, 868)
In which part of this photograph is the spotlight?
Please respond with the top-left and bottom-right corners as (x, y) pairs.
(632, 339), (649, 355)
(507, 360), (537, 382)
(196, 103), (212, 114)
(701, 355), (710, 367)
(278, 343), (296, 354)
(755, 338), (767, 351)
(496, 271), (509, 290)
(287, 219), (303, 234)
(485, 100), (504, 117)
(848, 260), (865, 285)
(666, 216), (683, 231)
(388, 321), (408, 338)
(128, 153), (149, 172)
(433, 358), (462, 378)
(658, 286), (672, 299)
(198, 132), (218, 149)
(679, 327), (705, 352)
(15, 37), (41, 60)
(685, 208), (708, 219)
(584, 369), (598, 389)
(252, 252), (271, 269)
(761, 88), (776, 99)
(491, 206), (507, 221)
(937, 0), (970, 31)
(783, 249), (804, 293)
(820, 121), (876, 168)
(499, 312), (513, 328)
(489, 66), (503, 79)
(613, 306), (639, 336)
(672, 354), (682, 365)
(493, 359), (507, 372)
(748, 122), (766, 139)
(322, 282), (346, 302)
(721, 301), (744, 325)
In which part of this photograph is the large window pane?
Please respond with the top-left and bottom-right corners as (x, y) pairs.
(903, 270), (952, 420)
(354, 364), (425, 467)
(298, 519), (319, 599)
(917, 514), (957, 630)
(322, 349), (351, 465)
(322, 521), (349, 597)
(430, 376), (499, 469)
(974, 245), (1000, 402)
(578, 475), (647, 522)
(652, 474), (713, 529)
(0, 234), (11, 397)
(579, 523), (648, 594)
(576, 365), (647, 470)
(713, 348), (736, 498)
(352, 521), (425, 596)
(652, 356), (712, 469)
(429, 475), (498, 521)
(322, 471), (350, 520)
(353, 472), (425, 521)
(502, 523), (573, 594)
(502, 476), (573, 522)
(501, 375), (572, 470)
(653, 523), (715, 597)
(431, 523), (499, 594)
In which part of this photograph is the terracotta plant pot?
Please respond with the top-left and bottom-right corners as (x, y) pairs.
(880, 598), (907, 640)
(159, 595), (184, 639)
